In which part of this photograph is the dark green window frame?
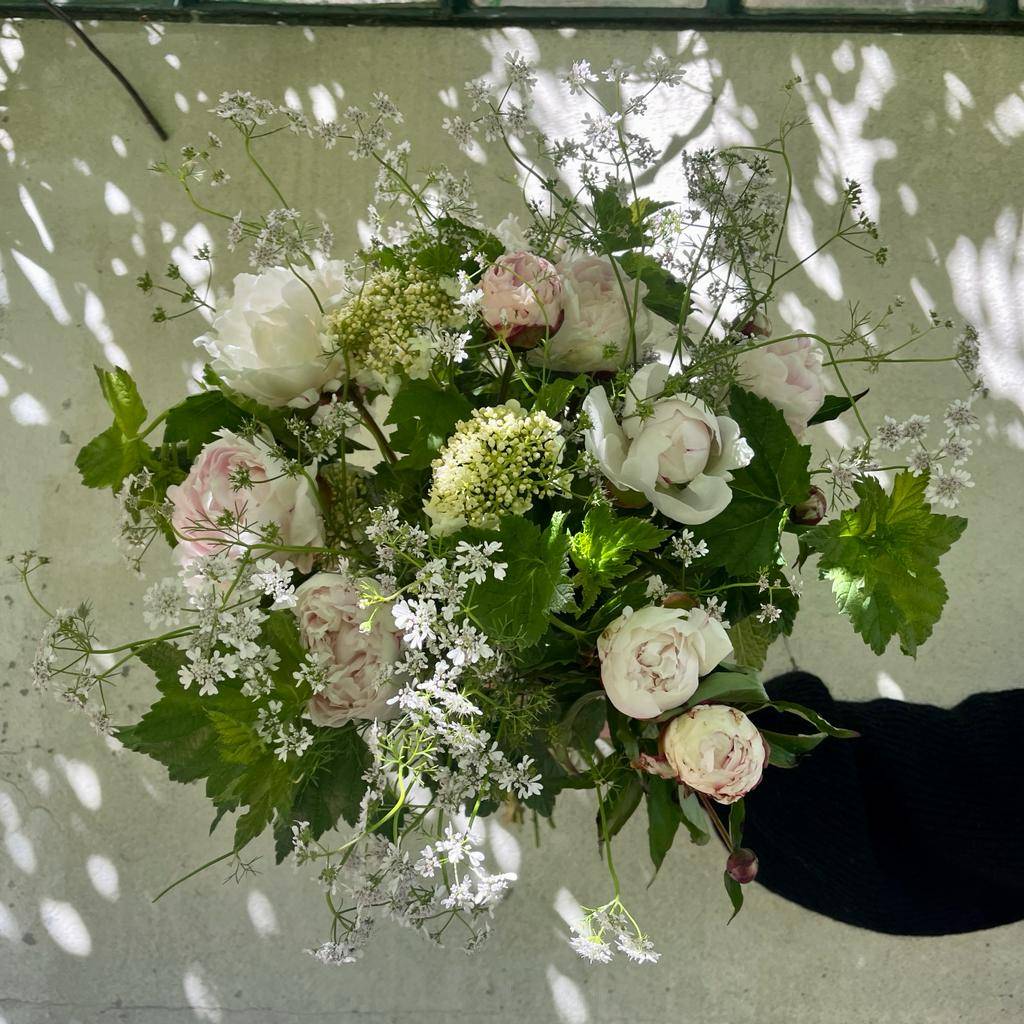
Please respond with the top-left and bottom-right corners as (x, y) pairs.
(5, 0), (1023, 34)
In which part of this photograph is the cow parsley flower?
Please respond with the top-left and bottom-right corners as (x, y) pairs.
(424, 401), (570, 535)
(925, 466), (974, 509)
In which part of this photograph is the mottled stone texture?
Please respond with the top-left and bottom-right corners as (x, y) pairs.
(1, 20), (1022, 1022)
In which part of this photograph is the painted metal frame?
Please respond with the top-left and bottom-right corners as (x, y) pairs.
(4, 0), (1023, 34)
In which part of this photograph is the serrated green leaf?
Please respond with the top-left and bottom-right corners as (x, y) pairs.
(386, 381), (472, 471)
(616, 252), (688, 323)
(727, 616), (774, 671)
(802, 470), (967, 655)
(208, 710), (265, 766)
(693, 388), (811, 576)
(163, 390), (248, 460)
(466, 515), (570, 649)
(95, 365), (147, 437)
(569, 505), (669, 612)
(75, 424), (145, 490)
(531, 376), (585, 418)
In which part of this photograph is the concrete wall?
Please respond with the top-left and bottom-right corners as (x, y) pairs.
(1, 18), (1022, 1022)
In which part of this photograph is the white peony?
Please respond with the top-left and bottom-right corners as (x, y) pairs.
(528, 255), (670, 373)
(597, 605), (733, 719)
(735, 337), (827, 436)
(294, 573), (402, 727)
(583, 362), (752, 526)
(196, 261), (351, 409)
(661, 704), (767, 804)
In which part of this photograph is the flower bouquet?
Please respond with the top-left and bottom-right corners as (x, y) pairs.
(17, 55), (982, 966)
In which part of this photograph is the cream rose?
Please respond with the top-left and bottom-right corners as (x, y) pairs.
(480, 251), (565, 348)
(583, 362), (752, 526)
(167, 430), (324, 572)
(528, 256), (664, 373)
(661, 705), (767, 805)
(294, 573), (403, 727)
(736, 337), (827, 436)
(196, 261), (350, 409)
(597, 605), (733, 720)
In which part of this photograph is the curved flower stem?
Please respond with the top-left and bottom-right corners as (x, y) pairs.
(152, 849), (235, 903)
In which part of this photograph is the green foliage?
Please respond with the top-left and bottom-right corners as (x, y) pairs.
(466, 515), (570, 649)
(202, 366), (295, 440)
(807, 388), (869, 426)
(569, 505), (669, 612)
(762, 730), (828, 768)
(727, 616), (774, 671)
(803, 470), (967, 655)
(96, 365), (147, 437)
(591, 185), (670, 253)
(645, 776), (680, 876)
(694, 388), (812, 576)
(531, 375), (585, 418)
(386, 381), (472, 470)
(600, 773), (644, 843)
(616, 252), (688, 324)
(163, 390), (248, 460)
(677, 670), (769, 714)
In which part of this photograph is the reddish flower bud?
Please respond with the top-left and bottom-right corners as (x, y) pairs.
(736, 312), (772, 338)
(726, 847), (759, 884)
(789, 486), (827, 526)
(662, 591), (699, 610)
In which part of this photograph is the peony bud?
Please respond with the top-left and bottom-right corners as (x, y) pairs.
(790, 486), (828, 526)
(726, 847), (759, 884)
(662, 591), (699, 610)
(736, 311), (772, 338)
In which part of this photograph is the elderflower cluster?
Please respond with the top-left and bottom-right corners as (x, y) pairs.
(328, 266), (460, 385)
(424, 401), (571, 535)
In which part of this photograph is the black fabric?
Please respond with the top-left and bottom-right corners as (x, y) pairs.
(737, 671), (1024, 936)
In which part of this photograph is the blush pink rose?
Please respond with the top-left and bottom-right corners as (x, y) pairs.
(166, 430), (324, 572)
(480, 251), (565, 349)
(661, 705), (767, 805)
(294, 573), (402, 726)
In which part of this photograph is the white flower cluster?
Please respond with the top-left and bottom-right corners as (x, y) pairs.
(424, 401), (571, 535)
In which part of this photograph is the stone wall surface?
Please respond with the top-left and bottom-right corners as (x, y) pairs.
(1, 19), (1022, 1022)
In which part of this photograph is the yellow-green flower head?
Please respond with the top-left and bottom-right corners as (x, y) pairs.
(424, 400), (571, 536)
(328, 266), (457, 386)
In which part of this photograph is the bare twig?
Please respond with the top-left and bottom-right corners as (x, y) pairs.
(40, 0), (169, 142)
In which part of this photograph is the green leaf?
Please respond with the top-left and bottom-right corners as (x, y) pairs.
(600, 773), (644, 842)
(616, 252), (688, 324)
(591, 185), (657, 253)
(75, 424), (145, 489)
(762, 730), (828, 768)
(202, 366), (294, 439)
(694, 388), (812, 576)
(677, 790), (712, 846)
(645, 776), (681, 876)
(386, 381), (472, 471)
(802, 470), (967, 655)
(163, 390), (248, 460)
(808, 389), (869, 426)
(467, 515), (570, 649)
(95, 365), (147, 437)
(768, 700), (858, 739)
(569, 505), (669, 612)
(727, 616), (774, 671)
(274, 729), (371, 863)
(728, 799), (745, 848)
(531, 376), (585, 418)
(674, 670), (769, 714)
(724, 871), (744, 923)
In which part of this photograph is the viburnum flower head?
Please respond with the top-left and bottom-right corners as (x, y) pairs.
(597, 605), (733, 719)
(195, 261), (351, 408)
(480, 251), (565, 349)
(166, 430), (324, 573)
(529, 255), (670, 373)
(660, 704), (767, 804)
(735, 337), (828, 436)
(584, 363), (752, 526)
(293, 573), (402, 726)
(424, 400), (570, 535)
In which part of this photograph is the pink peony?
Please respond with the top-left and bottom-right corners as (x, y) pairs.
(166, 430), (324, 572)
(479, 251), (565, 349)
(736, 337), (827, 436)
(294, 573), (402, 726)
